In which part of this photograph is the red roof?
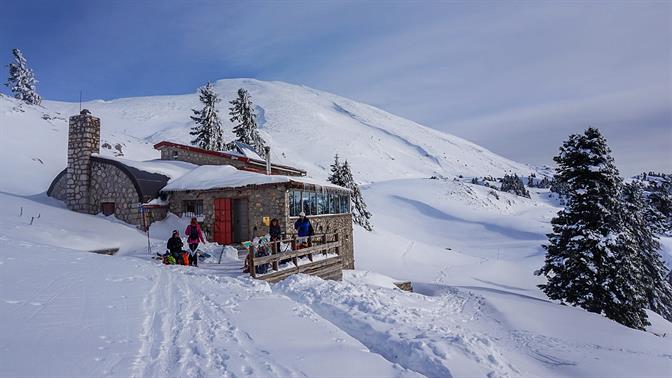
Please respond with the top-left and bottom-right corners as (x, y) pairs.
(153, 141), (306, 175)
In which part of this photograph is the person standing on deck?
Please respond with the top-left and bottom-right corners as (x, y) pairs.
(185, 217), (205, 267)
(294, 212), (314, 247)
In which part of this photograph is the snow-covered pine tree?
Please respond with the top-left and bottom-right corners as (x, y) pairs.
(190, 82), (223, 151)
(527, 173), (536, 188)
(500, 174), (530, 198)
(327, 154), (348, 187)
(228, 88), (266, 158)
(327, 155), (373, 231)
(5, 48), (41, 105)
(621, 181), (672, 321)
(536, 127), (649, 329)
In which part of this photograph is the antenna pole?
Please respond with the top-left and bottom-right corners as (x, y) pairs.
(79, 90), (82, 111)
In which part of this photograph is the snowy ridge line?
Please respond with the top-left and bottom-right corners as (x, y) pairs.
(332, 102), (442, 168)
(275, 275), (520, 378)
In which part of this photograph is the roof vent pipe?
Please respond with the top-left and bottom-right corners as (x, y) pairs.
(264, 146), (271, 175)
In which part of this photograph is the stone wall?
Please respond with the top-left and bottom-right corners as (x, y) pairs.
(167, 184), (287, 241)
(89, 160), (143, 226)
(65, 111), (100, 213)
(287, 213), (355, 269)
(49, 170), (67, 201)
(167, 184), (355, 269)
(159, 145), (302, 176)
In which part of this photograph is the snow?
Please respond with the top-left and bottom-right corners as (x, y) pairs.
(1, 79), (671, 377)
(92, 154), (197, 180)
(162, 164), (346, 192)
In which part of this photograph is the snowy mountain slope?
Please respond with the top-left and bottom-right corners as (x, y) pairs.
(0, 78), (529, 195)
(2, 79), (672, 377)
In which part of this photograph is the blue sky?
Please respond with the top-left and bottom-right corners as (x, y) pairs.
(1, 0), (670, 175)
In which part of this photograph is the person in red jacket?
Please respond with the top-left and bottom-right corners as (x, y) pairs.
(185, 217), (205, 267)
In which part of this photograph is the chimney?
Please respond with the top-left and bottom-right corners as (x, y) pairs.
(264, 146), (271, 175)
(65, 109), (100, 213)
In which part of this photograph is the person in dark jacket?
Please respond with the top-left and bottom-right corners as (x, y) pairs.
(166, 230), (184, 263)
(294, 212), (314, 247)
(185, 217), (205, 267)
(269, 218), (282, 241)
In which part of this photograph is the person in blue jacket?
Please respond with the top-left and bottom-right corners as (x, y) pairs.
(294, 211), (314, 247)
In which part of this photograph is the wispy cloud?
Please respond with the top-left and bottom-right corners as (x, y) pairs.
(1, 0), (669, 175)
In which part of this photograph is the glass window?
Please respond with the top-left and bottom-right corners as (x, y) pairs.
(317, 193), (328, 215)
(301, 191), (310, 215)
(340, 195), (349, 213)
(309, 192), (317, 215)
(289, 190), (300, 216)
(329, 193), (339, 214)
(183, 200), (203, 216)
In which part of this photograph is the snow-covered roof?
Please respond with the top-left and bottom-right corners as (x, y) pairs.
(92, 154), (197, 180)
(226, 141), (263, 160)
(161, 165), (348, 192)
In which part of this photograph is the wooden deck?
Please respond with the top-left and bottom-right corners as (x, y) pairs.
(247, 233), (343, 283)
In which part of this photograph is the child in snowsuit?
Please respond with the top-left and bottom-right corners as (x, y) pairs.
(166, 230), (184, 264)
(185, 217), (205, 267)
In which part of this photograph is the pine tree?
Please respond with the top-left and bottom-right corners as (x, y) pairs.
(500, 174), (530, 198)
(228, 88), (266, 158)
(622, 182), (672, 321)
(190, 82), (223, 151)
(5, 48), (41, 105)
(327, 155), (373, 231)
(536, 128), (649, 330)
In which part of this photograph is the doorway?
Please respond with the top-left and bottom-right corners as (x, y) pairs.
(232, 198), (249, 242)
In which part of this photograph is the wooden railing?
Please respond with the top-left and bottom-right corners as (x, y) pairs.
(247, 232), (342, 280)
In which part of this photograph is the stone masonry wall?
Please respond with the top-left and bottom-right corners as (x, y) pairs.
(66, 111), (100, 213)
(89, 161), (143, 226)
(167, 184), (287, 241)
(167, 185), (354, 269)
(287, 213), (355, 269)
(159, 146), (302, 176)
(49, 172), (67, 201)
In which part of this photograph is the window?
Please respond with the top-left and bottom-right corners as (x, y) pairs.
(288, 190), (351, 216)
(329, 193), (339, 214)
(172, 150), (179, 158)
(340, 195), (350, 213)
(101, 202), (115, 216)
(183, 200), (203, 216)
(317, 193), (328, 215)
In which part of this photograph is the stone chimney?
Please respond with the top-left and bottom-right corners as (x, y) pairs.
(264, 146), (271, 175)
(66, 109), (100, 213)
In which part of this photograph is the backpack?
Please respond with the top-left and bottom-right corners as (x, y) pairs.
(163, 255), (176, 265)
(189, 225), (199, 240)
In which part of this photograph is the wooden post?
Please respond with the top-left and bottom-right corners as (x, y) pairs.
(334, 233), (340, 256)
(249, 245), (256, 278)
(322, 234), (327, 257)
(272, 240), (279, 271)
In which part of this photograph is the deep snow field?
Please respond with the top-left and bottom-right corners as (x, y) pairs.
(1, 80), (671, 378)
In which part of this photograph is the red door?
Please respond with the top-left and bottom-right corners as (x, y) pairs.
(214, 198), (232, 245)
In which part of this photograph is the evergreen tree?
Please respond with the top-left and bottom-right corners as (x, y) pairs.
(228, 88), (266, 158)
(527, 173), (536, 188)
(538, 176), (552, 189)
(5, 48), (41, 105)
(190, 82), (223, 151)
(327, 155), (373, 231)
(536, 128), (649, 329)
(622, 182), (672, 321)
(500, 174), (530, 198)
